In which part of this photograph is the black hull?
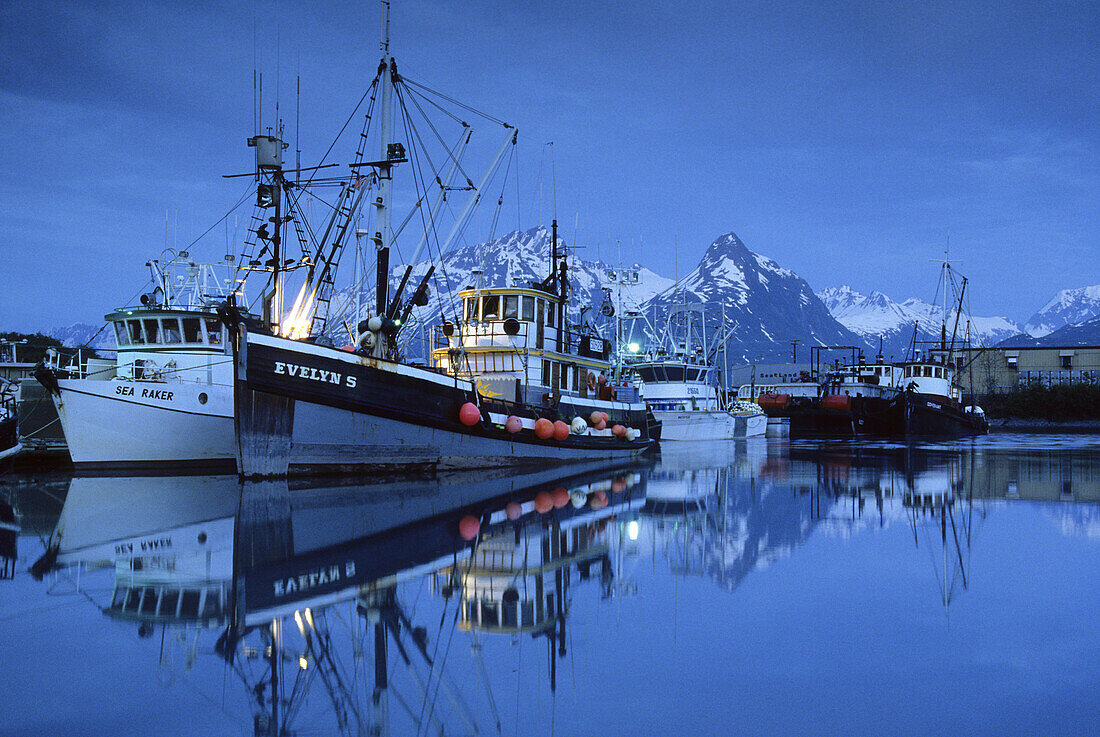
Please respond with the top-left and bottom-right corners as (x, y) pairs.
(234, 330), (657, 477)
(778, 394), (987, 439)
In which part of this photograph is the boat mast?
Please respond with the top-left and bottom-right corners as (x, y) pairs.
(374, 1), (395, 336)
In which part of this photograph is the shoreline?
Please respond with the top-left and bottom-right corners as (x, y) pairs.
(988, 418), (1100, 433)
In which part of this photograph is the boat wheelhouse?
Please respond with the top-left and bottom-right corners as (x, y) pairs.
(431, 285), (620, 405)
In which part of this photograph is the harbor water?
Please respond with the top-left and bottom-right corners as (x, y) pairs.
(2, 434), (1098, 736)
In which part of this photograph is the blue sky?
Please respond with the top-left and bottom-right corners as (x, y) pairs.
(1, 0), (1098, 331)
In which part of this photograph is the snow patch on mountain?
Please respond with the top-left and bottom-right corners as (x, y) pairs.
(1024, 285), (1100, 337)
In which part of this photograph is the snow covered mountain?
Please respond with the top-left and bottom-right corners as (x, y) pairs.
(325, 226), (675, 357)
(46, 322), (116, 351)
(641, 233), (862, 364)
(1000, 314), (1100, 348)
(817, 286), (1022, 359)
(1023, 285), (1100, 337)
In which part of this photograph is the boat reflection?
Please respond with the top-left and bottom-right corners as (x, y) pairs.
(34, 460), (649, 735)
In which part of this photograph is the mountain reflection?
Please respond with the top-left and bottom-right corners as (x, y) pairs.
(9, 437), (1100, 736)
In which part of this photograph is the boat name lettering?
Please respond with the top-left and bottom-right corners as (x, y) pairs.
(273, 561), (357, 598)
(113, 537), (172, 556)
(114, 385), (174, 401)
(686, 387), (699, 394)
(273, 361), (356, 388)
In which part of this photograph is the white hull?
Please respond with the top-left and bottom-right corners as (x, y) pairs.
(54, 379), (235, 470)
(653, 409), (767, 441)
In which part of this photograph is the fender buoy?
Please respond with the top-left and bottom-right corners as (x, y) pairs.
(590, 490), (608, 510)
(505, 502), (523, 520)
(534, 491), (553, 513)
(594, 418), (607, 431)
(458, 515), (480, 541)
(534, 418), (554, 439)
(505, 415), (523, 433)
(459, 402), (481, 426)
(551, 487), (569, 508)
(570, 416), (588, 435)
(552, 420), (570, 441)
(587, 372), (597, 390)
(612, 424), (626, 438)
(589, 411), (602, 426)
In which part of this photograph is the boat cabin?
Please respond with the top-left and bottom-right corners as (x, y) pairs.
(106, 308), (230, 382)
(634, 359), (722, 411)
(431, 286), (618, 404)
(898, 359), (961, 402)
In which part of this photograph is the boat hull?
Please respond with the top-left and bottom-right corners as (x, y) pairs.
(235, 331), (656, 477)
(52, 379), (236, 472)
(652, 409), (767, 441)
(781, 393), (987, 438)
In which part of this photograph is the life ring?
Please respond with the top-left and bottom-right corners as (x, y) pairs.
(587, 372), (597, 390)
(610, 386), (617, 400)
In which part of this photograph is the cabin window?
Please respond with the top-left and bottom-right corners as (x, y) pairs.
(142, 319), (160, 343)
(551, 362), (560, 390)
(547, 304), (555, 327)
(542, 359), (550, 386)
(572, 365), (580, 392)
(638, 367), (656, 383)
(923, 366), (932, 377)
(161, 318), (182, 344)
(483, 296), (500, 320)
(182, 318), (202, 343)
(934, 367), (943, 378)
(665, 365), (685, 382)
(522, 296), (535, 321)
(127, 320), (145, 344)
(503, 295), (519, 319)
(114, 321), (130, 346)
(204, 319), (222, 345)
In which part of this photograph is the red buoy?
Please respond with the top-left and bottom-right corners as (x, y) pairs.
(534, 418), (554, 439)
(505, 415), (523, 433)
(611, 477), (627, 493)
(601, 411), (610, 423)
(339, 345), (356, 352)
(589, 411), (602, 426)
(534, 491), (553, 513)
(591, 490), (608, 509)
(594, 418), (607, 431)
(505, 502), (523, 520)
(552, 420), (570, 441)
(459, 402), (481, 426)
(612, 424), (626, 437)
(551, 487), (570, 508)
(458, 515), (480, 541)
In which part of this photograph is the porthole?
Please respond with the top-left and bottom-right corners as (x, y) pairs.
(198, 392), (208, 404)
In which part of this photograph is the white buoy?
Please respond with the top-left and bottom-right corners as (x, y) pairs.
(570, 416), (587, 435)
(570, 489), (587, 508)
(625, 428), (638, 441)
(367, 316), (383, 332)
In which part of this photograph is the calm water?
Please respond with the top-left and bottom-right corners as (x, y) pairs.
(2, 435), (1099, 736)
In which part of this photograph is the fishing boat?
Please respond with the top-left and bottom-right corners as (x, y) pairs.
(35, 255), (246, 471)
(631, 304), (765, 440)
(229, 6), (657, 477)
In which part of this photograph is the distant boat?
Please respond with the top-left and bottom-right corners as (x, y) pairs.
(630, 304), (766, 441)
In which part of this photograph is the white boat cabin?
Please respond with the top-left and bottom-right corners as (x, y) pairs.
(634, 359), (722, 411)
(898, 359), (961, 402)
(828, 362), (904, 399)
(107, 308), (230, 382)
(431, 286), (620, 404)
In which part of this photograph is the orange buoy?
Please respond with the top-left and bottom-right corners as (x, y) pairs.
(611, 477), (627, 493)
(589, 410), (602, 426)
(594, 418), (607, 431)
(505, 502), (523, 520)
(757, 393), (791, 410)
(591, 490), (608, 509)
(339, 345), (356, 352)
(552, 420), (570, 441)
(505, 415), (523, 433)
(534, 418), (554, 439)
(534, 491), (553, 513)
(612, 424), (626, 437)
(459, 402), (481, 426)
(551, 487), (570, 508)
(458, 515), (480, 541)
(587, 372), (597, 390)
(601, 411), (610, 423)
(822, 394), (851, 411)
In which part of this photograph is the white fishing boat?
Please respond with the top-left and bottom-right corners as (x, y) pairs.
(632, 305), (766, 441)
(36, 255), (245, 471)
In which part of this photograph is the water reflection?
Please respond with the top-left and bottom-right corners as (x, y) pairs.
(5, 437), (1100, 736)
